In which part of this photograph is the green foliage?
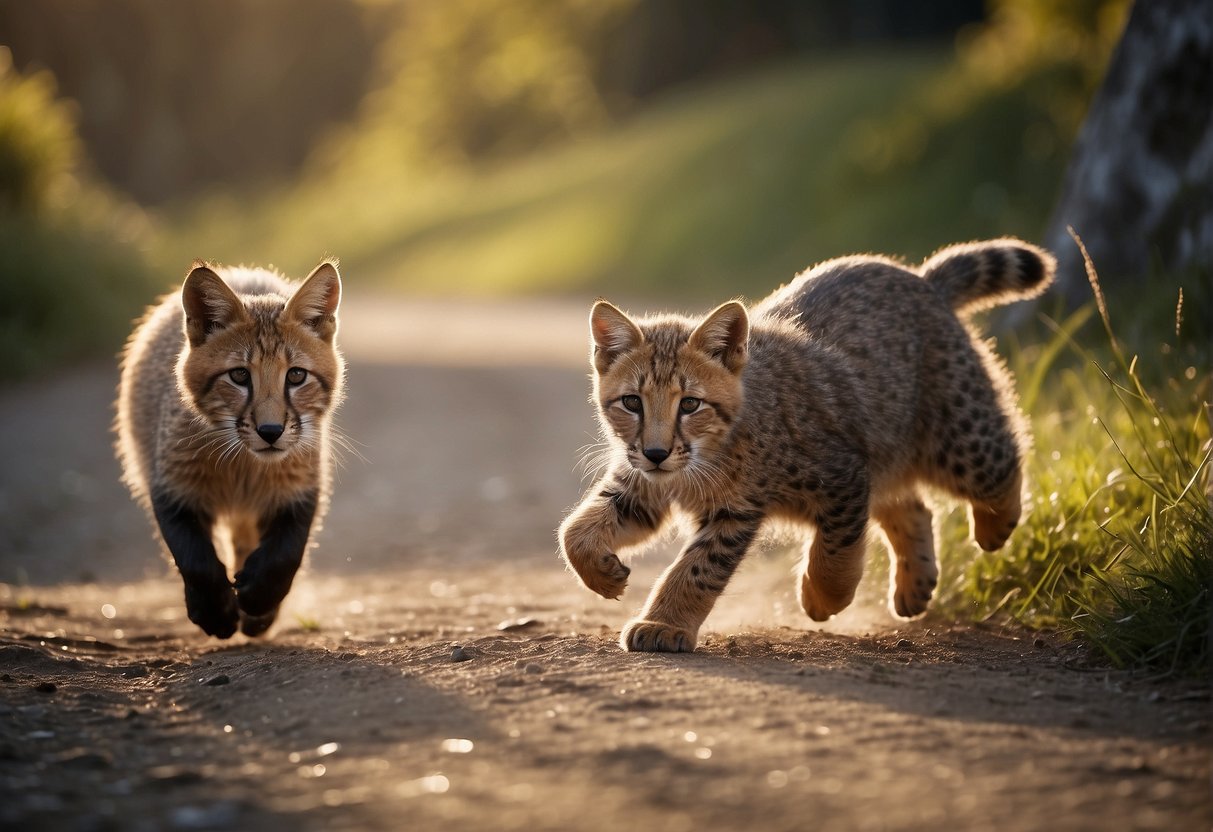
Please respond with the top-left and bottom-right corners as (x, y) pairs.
(0, 47), (80, 215)
(0, 49), (158, 382)
(933, 247), (1210, 677)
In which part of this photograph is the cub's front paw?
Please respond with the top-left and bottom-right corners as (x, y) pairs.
(240, 607), (280, 638)
(184, 582), (239, 639)
(621, 619), (696, 653)
(573, 552), (631, 600)
(234, 559), (295, 617)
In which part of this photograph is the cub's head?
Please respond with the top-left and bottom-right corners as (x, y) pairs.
(589, 299), (747, 481)
(177, 260), (344, 463)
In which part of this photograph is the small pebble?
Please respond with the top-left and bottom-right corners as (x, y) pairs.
(895, 638), (913, 650)
(523, 662), (543, 675)
(451, 645), (472, 663)
(497, 617), (542, 632)
(204, 674), (230, 687)
(35, 681), (57, 693)
(1033, 637), (1047, 648)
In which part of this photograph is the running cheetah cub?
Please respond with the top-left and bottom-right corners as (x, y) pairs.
(560, 238), (1055, 652)
(117, 261), (344, 638)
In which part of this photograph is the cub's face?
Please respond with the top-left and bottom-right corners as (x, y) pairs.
(178, 262), (343, 464)
(589, 301), (747, 481)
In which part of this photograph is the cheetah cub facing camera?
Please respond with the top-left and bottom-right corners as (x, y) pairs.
(117, 261), (344, 638)
(560, 239), (1056, 652)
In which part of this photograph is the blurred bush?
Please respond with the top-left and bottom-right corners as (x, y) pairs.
(0, 48), (79, 213)
(0, 48), (158, 382)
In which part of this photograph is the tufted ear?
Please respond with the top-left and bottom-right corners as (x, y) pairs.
(589, 300), (643, 375)
(284, 260), (341, 341)
(181, 263), (248, 347)
(689, 300), (748, 374)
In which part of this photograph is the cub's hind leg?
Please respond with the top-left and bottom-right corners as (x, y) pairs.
(799, 467), (871, 621)
(872, 497), (937, 618)
(925, 344), (1026, 552)
(969, 467), (1022, 552)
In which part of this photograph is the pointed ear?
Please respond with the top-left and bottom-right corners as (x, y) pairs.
(284, 260), (341, 341)
(181, 263), (248, 347)
(590, 300), (642, 374)
(689, 301), (748, 373)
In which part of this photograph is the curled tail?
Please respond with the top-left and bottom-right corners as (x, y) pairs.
(921, 238), (1056, 315)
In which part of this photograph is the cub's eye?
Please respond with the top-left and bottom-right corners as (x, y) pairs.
(286, 367), (308, 386)
(680, 397), (702, 414)
(621, 395), (642, 413)
(228, 368), (251, 385)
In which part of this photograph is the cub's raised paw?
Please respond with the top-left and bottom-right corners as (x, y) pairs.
(575, 552), (631, 600)
(621, 619), (696, 653)
(799, 574), (855, 623)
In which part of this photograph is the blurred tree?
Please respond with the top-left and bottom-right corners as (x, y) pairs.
(1044, 0), (1212, 298)
(0, 0), (380, 204)
(316, 0), (983, 177)
(0, 47), (79, 214)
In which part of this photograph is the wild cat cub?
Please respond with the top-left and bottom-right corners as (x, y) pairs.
(560, 239), (1055, 652)
(117, 261), (344, 638)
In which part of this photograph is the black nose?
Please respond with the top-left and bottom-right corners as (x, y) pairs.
(256, 423), (285, 445)
(643, 447), (670, 464)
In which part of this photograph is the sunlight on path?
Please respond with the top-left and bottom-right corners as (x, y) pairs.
(339, 295), (590, 367)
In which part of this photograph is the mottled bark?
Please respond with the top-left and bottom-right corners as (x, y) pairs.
(1045, 0), (1212, 300)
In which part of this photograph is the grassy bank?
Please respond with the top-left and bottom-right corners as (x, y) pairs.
(929, 251), (1211, 677)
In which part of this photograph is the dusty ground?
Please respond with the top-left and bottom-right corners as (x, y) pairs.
(1, 296), (1209, 832)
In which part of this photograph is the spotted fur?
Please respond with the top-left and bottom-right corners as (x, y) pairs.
(116, 261), (345, 638)
(559, 238), (1055, 652)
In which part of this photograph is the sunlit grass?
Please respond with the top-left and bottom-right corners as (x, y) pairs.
(932, 250), (1210, 676)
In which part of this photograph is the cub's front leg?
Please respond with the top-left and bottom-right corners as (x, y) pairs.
(559, 469), (669, 600)
(233, 491), (318, 637)
(152, 493), (238, 639)
(622, 507), (764, 653)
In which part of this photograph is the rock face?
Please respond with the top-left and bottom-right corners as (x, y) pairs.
(1045, 0), (1212, 298)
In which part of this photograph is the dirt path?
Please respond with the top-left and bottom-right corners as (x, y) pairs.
(1, 297), (1209, 831)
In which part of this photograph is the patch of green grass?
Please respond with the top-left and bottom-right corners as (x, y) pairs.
(152, 47), (1069, 302)
(934, 245), (1210, 676)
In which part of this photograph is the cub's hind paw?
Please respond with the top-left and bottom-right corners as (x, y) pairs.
(891, 575), (936, 619)
(799, 575), (855, 622)
(575, 552), (631, 600)
(621, 620), (696, 653)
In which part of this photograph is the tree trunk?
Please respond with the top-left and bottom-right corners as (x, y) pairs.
(1044, 0), (1212, 301)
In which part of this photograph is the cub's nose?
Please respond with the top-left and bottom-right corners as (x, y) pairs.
(256, 423), (285, 445)
(643, 447), (670, 465)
